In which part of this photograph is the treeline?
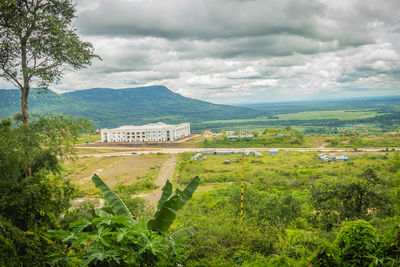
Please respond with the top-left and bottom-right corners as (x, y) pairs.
(203, 128), (306, 148)
(192, 112), (400, 132)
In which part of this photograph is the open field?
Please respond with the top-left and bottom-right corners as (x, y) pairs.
(63, 153), (168, 197)
(76, 133), (100, 144)
(170, 150), (400, 265)
(278, 109), (381, 120)
(62, 144), (400, 265)
(199, 109), (380, 125)
(174, 150), (396, 186)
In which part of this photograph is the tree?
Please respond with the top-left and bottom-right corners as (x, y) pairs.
(310, 169), (392, 230)
(0, 115), (92, 265)
(0, 115), (92, 229)
(0, 0), (100, 124)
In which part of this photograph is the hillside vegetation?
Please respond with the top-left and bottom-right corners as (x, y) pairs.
(0, 86), (260, 128)
(171, 151), (400, 265)
(1, 87), (399, 132)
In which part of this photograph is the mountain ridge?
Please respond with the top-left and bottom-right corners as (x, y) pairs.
(0, 86), (261, 128)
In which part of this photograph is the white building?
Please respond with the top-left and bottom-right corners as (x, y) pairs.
(101, 122), (190, 142)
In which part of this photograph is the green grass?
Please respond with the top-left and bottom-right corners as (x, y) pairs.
(171, 150), (400, 265)
(278, 109), (381, 120)
(76, 134), (100, 144)
(175, 151), (389, 186)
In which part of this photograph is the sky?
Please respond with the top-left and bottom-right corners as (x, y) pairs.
(3, 0), (400, 104)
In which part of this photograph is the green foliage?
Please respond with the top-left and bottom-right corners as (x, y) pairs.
(114, 176), (157, 195)
(390, 152), (400, 173)
(0, 0), (100, 86)
(92, 174), (135, 222)
(0, 0), (100, 123)
(58, 202), (97, 230)
(52, 175), (200, 266)
(310, 170), (392, 230)
(0, 215), (65, 266)
(0, 116), (89, 229)
(203, 128), (307, 148)
(50, 215), (185, 266)
(0, 115), (93, 265)
(172, 150), (400, 265)
(148, 176), (200, 233)
(310, 239), (339, 267)
(228, 186), (304, 229)
(2, 88), (400, 132)
(335, 220), (381, 266)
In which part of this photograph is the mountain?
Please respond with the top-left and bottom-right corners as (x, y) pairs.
(0, 86), (261, 128)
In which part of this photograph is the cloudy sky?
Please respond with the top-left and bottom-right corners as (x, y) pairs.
(7, 0), (400, 103)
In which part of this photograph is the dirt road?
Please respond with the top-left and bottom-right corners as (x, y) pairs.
(131, 154), (177, 206)
(76, 146), (399, 158)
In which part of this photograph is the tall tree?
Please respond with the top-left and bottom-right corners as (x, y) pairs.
(0, 0), (100, 124)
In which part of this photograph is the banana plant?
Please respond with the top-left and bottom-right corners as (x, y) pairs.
(148, 176), (200, 233)
(92, 174), (135, 222)
(91, 174), (200, 236)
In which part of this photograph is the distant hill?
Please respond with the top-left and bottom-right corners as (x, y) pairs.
(0, 86), (261, 128)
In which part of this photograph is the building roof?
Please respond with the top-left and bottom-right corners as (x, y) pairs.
(203, 130), (212, 135)
(102, 122), (187, 131)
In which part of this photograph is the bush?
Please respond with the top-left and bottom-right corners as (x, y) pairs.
(50, 215), (185, 266)
(310, 172), (392, 230)
(310, 239), (339, 267)
(0, 216), (62, 266)
(335, 220), (381, 266)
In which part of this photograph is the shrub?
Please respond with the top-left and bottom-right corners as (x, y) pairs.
(310, 239), (339, 267)
(335, 220), (381, 266)
(50, 215), (185, 266)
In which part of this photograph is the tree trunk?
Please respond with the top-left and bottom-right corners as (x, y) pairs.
(21, 42), (31, 177)
(21, 87), (29, 124)
(21, 41), (29, 125)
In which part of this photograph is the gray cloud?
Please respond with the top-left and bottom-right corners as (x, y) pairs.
(47, 0), (400, 103)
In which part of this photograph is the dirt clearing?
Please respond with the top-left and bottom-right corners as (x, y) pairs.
(131, 154), (178, 206)
(64, 153), (168, 196)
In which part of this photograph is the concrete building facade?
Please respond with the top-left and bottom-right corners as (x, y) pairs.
(101, 122), (190, 142)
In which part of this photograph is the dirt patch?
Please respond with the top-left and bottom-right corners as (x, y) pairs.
(131, 154), (178, 206)
(64, 154), (168, 196)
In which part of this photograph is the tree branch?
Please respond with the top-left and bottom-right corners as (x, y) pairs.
(1, 68), (23, 88)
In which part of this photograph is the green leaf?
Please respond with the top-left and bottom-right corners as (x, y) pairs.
(170, 227), (196, 241)
(157, 180), (173, 211)
(180, 176), (200, 208)
(95, 208), (111, 218)
(148, 192), (182, 233)
(148, 177), (200, 233)
(91, 174), (136, 222)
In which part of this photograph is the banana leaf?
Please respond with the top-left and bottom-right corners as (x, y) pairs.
(180, 176), (200, 208)
(170, 227), (196, 241)
(147, 190), (182, 233)
(148, 176), (200, 233)
(91, 174), (136, 222)
(157, 179), (173, 210)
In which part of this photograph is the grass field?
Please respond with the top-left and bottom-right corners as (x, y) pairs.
(76, 134), (100, 144)
(174, 151), (394, 186)
(199, 109), (380, 125)
(170, 150), (400, 265)
(278, 109), (380, 120)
